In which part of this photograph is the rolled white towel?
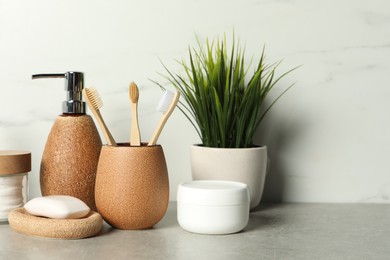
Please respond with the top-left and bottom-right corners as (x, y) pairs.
(0, 176), (24, 220)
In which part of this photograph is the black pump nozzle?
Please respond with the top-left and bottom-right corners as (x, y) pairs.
(32, 71), (86, 114)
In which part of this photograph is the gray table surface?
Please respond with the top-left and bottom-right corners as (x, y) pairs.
(1, 202), (390, 260)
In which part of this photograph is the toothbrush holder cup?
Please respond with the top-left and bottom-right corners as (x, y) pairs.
(95, 143), (169, 230)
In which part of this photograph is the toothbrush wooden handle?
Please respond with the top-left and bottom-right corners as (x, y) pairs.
(148, 92), (180, 146)
(130, 103), (141, 146)
(148, 116), (167, 146)
(92, 109), (117, 146)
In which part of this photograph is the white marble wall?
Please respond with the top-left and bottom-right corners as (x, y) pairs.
(0, 0), (389, 202)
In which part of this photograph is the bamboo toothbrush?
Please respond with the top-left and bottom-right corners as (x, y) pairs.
(148, 90), (180, 146)
(83, 87), (117, 146)
(129, 82), (141, 146)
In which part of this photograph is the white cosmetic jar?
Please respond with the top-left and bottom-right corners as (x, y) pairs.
(177, 180), (250, 235)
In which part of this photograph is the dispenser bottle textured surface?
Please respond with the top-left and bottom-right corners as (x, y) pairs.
(32, 72), (102, 210)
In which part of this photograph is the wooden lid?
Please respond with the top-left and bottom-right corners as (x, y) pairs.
(0, 150), (31, 175)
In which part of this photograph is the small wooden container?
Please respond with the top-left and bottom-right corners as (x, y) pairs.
(95, 143), (169, 230)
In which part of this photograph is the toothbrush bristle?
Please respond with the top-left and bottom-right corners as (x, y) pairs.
(129, 82), (139, 103)
(85, 87), (103, 110)
(157, 90), (175, 113)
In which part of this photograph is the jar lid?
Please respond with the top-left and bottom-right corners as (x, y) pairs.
(0, 150), (31, 175)
(177, 180), (249, 206)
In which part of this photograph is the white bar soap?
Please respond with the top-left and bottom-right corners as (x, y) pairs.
(24, 195), (90, 219)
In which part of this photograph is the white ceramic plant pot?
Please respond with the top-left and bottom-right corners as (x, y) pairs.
(190, 145), (268, 209)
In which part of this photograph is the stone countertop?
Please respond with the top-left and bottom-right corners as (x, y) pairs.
(1, 203), (390, 260)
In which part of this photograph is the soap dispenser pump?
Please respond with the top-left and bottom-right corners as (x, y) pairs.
(32, 71), (102, 210)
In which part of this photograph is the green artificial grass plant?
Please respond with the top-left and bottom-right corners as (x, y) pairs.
(154, 35), (295, 148)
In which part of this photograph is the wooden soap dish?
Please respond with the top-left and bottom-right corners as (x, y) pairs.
(8, 208), (103, 239)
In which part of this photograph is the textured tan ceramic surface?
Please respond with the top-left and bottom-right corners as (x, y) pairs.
(95, 143), (169, 230)
(8, 208), (103, 239)
(40, 115), (102, 211)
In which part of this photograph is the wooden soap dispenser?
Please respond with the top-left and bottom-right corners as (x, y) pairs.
(32, 72), (102, 210)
